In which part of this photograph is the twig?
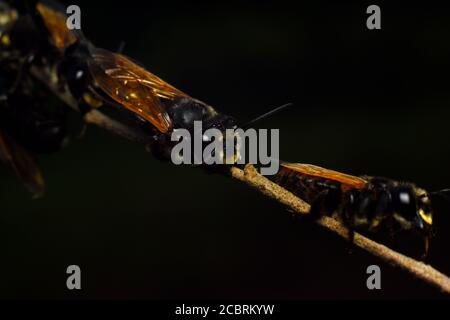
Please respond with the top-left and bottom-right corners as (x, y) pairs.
(84, 110), (153, 144)
(230, 164), (450, 294)
(231, 164), (311, 214)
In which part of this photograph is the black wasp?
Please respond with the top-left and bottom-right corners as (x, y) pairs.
(274, 162), (450, 258)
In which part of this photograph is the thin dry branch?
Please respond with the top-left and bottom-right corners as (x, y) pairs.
(84, 110), (153, 144)
(231, 164), (450, 294)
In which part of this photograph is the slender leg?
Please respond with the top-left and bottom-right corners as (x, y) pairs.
(308, 190), (330, 221)
(421, 235), (430, 261)
(346, 228), (355, 255)
(341, 208), (355, 253)
(7, 55), (32, 94)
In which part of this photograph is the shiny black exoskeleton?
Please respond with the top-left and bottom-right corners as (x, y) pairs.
(149, 96), (238, 162)
(0, 0), (68, 153)
(274, 165), (434, 258)
(341, 178), (433, 240)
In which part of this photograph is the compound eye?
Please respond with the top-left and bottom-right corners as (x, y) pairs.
(75, 70), (84, 80)
(399, 191), (410, 205)
(395, 189), (416, 219)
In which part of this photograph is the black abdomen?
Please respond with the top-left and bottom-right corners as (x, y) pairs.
(274, 168), (342, 210)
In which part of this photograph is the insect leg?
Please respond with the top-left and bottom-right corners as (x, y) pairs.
(341, 208), (355, 251)
(340, 191), (358, 250)
(308, 190), (331, 220)
(421, 235), (431, 261)
(309, 187), (341, 220)
(5, 54), (34, 95)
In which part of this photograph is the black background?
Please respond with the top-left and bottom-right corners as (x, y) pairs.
(1, 0), (450, 299)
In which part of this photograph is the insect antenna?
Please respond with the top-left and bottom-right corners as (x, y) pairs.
(71, 29), (90, 45)
(242, 103), (293, 129)
(117, 41), (126, 54)
(429, 189), (450, 202)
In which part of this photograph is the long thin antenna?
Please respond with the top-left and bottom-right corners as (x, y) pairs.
(429, 188), (450, 202)
(430, 188), (450, 195)
(243, 103), (293, 129)
(117, 41), (126, 54)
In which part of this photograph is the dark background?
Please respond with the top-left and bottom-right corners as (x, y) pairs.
(1, 0), (450, 299)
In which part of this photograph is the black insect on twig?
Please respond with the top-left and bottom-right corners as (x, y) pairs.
(1, 0), (450, 296)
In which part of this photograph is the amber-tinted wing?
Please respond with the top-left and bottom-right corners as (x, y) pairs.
(281, 162), (368, 190)
(36, 2), (77, 50)
(0, 130), (45, 197)
(88, 47), (190, 133)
